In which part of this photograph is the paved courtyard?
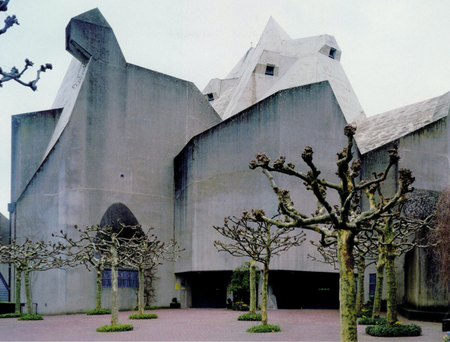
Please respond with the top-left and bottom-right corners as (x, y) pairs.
(0, 308), (444, 341)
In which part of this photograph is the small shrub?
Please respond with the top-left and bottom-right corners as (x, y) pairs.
(134, 305), (157, 311)
(86, 308), (111, 315)
(356, 308), (372, 318)
(233, 301), (249, 311)
(18, 314), (44, 321)
(238, 313), (262, 321)
(365, 323), (422, 337)
(96, 324), (134, 332)
(246, 324), (281, 333)
(129, 313), (158, 319)
(358, 317), (387, 325)
(0, 313), (22, 318)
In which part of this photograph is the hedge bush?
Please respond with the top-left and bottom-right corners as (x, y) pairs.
(86, 309), (111, 315)
(365, 323), (422, 337)
(96, 324), (134, 332)
(18, 314), (44, 321)
(134, 305), (157, 311)
(246, 324), (281, 333)
(238, 313), (262, 321)
(129, 313), (158, 320)
(0, 313), (22, 318)
(358, 317), (387, 325)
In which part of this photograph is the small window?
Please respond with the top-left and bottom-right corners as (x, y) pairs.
(265, 65), (275, 76)
(207, 93), (214, 101)
(329, 48), (337, 59)
(369, 273), (376, 297)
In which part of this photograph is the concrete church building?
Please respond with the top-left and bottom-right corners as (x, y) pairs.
(6, 8), (449, 316)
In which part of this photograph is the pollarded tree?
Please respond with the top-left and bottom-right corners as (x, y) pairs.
(308, 229), (378, 313)
(53, 226), (110, 312)
(122, 227), (183, 315)
(247, 124), (415, 342)
(214, 211), (306, 326)
(0, 238), (71, 315)
(0, 0), (52, 90)
(56, 223), (142, 327)
(367, 208), (434, 326)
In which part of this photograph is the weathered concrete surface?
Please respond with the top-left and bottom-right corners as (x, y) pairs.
(203, 17), (365, 125)
(10, 8), (221, 315)
(175, 81), (354, 307)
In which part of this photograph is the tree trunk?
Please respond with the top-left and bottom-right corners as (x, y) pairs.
(138, 267), (145, 315)
(249, 258), (257, 315)
(372, 250), (385, 318)
(356, 254), (365, 313)
(14, 268), (21, 314)
(261, 262), (269, 326)
(385, 252), (398, 327)
(336, 229), (357, 342)
(23, 266), (32, 315)
(96, 267), (102, 310)
(110, 245), (119, 326)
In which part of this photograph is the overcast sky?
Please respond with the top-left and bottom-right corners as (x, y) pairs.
(1, 0), (450, 217)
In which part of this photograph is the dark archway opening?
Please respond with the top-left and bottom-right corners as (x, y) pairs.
(100, 202), (143, 238)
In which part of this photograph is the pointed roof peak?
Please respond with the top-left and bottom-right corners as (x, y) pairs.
(257, 17), (292, 49)
(72, 8), (111, 28)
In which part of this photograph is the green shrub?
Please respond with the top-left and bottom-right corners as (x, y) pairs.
(0, 313), (22, 318)
(237, 313), (262, 321)
(246, 324), (281, 333)
(96, 324), (134, 332)
(86, 308), (111, 315)
(18, 314), (44, 321)
(358, 317), (387, 325)
(365, 323), (422, 337)
(128, 313), (158, 319)
(134, 305), (157, 311)
(356, 308), (372, 318)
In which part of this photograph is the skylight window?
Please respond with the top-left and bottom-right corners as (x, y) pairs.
(329, 48), (337, 59)
(265, 64), (275, 76)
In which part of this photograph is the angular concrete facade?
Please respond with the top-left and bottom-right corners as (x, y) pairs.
(9, 9), (449, 316)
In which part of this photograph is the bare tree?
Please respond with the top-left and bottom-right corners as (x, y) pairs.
(428, 186), (450, 287)
(214, 211), (306, 326)
(122, 227), (183, 315)
(53, 226), (109, 312)
(0, 238), (71, 315)
(247, 125), (415, 341)
(0, 0), (52, 90)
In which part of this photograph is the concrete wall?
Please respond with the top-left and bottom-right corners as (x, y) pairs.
(11, 16), (221, 313)
(175, 81), (353, 277)
(361, 117), (449, 309)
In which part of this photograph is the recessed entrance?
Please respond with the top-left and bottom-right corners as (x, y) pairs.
(270, 271), (339, 309)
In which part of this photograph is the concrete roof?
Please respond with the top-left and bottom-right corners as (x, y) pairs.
(203, 17), (366, 124)
(355, 91), (450, 154)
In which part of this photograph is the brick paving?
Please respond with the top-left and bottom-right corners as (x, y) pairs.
(0, 308), (444, 341)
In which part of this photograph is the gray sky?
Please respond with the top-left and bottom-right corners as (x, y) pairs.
(1, 0), (450, 217)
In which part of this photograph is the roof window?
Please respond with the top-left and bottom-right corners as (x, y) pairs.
(329, 48), (337, 59)
(206, 93), (214, 101)
(265, 64), (275, 76)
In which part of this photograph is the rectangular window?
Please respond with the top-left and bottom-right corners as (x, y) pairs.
(369, 273), (376, 297)
(265, 65), (275, 76)
(207, 93), (214, 101)
(329, 48), (337, 59)
(102, 269), (139, 289)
